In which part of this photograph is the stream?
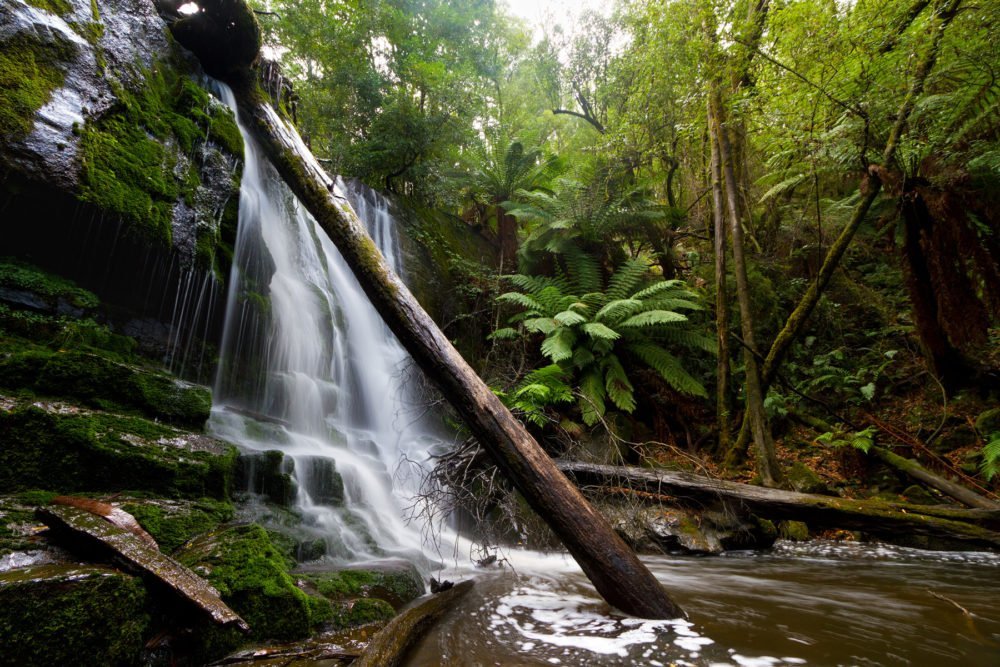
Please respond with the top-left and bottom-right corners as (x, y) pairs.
(207, 82), (1000, 667)
(409, 541), (1000, 666)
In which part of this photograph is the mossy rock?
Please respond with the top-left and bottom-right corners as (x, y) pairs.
(176, 523), (332, 644)
(0, 258), (100, 312)
(299, 559), (425, 610)
(900, 484), (942, 506)
(0, 400), (237, 498)
(0, 564), (149, 667)
(330, 597), (395, 630)
(0, 494), (50, 555)
(236, 450), (296, 507)
(120, 497), (234, 553)
(778, 520), (810, 541)
(0, 349), (211, 428)
(0, 29), (74, 142)
(785, 461), (830, 495)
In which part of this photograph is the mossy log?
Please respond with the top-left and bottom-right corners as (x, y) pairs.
(37, 504), (250, 632)
(557, 461), (1000, 551)
(354, 580), (474, 667)
(787, 406), (999, 510)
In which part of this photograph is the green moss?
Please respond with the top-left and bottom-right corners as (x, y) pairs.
(331, 597), (394, 629)
(0, 258), (99, 309)
(778, 520), (810, 541)
(0, 565), (149, 666)
(304, 563), (424, 610)
(23, 0), (73, 16)
(122, 498), (234, 553)
(0, 349), (211, 427)
(176, 524), (332, 642)
(77, 62), (243, 249)
(0, 33), (73, 141)
(0, 404), (237, 498)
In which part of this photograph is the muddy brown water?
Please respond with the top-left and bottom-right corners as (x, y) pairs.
(406, 541), (1000, 666)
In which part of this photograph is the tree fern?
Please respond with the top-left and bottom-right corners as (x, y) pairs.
(492, 258), (711, 428)
(982, 432), (1000, 482)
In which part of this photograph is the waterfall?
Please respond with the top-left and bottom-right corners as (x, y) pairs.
(208, 83), (448, 567)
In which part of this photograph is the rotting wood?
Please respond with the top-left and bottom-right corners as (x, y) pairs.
(52, 496), (159, 550)
(37, 504), (250, 632)
(159, 0), (685, 620)
(556, 461), (1000, 551)
(354, 580), (474, 667)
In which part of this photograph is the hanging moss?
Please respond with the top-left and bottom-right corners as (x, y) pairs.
(0, 564), (149, 667)
(0, 33), (73, 142)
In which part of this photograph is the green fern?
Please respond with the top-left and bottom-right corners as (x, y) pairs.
(981, 432), (1000, 482)
(492, 258), (711, 428)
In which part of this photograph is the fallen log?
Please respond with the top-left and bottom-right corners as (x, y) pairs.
(354, 580), (474, 667)
(786, 406), (1000, 510)
(156, 0), (683, 620)
(37, 504), (249, 632)
(557, 461), (1000, 551)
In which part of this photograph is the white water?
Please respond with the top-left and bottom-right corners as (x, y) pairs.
(209, 83), (450, 567)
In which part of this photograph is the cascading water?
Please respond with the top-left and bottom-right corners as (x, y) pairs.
(208, 83), (449, 567)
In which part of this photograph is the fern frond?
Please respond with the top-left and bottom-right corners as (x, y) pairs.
(578, 368), (607, 426)
(630, 279), (685, 300)
(540, 328), (575, 362)
(627, 342), (708, 398)
(981, 432), (1000, 481)
(644, 297), (703, 312)
(522, 317), (557, 334)
(488, 327), (519, 340)
(582, 322), (620, 341)
(594, 298), (643, 323)
(606, 259), (649, 301)
(554, 310), (587, 326)
(619, 310), (688, 328)
(656, 327), (718, 354)
(497, 292), (544, 312)
(603, 355), (636, 412)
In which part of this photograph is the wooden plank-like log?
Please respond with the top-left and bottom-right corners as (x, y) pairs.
(37, 504), (250, 632)
(557, 461), (1000, 551)
(354, 580), (474, 667)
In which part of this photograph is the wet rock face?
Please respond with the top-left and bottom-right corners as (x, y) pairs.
(607, 503), (778, 555)
(0, 0), (242, 271)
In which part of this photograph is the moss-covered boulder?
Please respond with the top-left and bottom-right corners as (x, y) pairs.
(120, 497), (234, 553)
(176, 523), (332, 643)
(0, 348), (211, 427)
(0, 398), (237, 498)
(298, 559), (425, 611)
(236, 450), (296, 506)
(0, 564), (149, 667)
(785, 461), (831, 495)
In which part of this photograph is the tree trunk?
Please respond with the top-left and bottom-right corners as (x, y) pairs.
(708, 102), (732, 453)
(226, 79), (684, 620)
(556, 461), (1000, 552)
(497, 206), (519, 272)
(710, 90), (782, 486)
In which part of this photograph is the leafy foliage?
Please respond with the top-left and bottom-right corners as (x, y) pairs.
(494, 258), (712, 427)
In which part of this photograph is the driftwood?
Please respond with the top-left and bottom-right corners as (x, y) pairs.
(51, 496), (160, 549)
(354, 580), (474, 667)
(153, 4), (686, 619)
(557, 461), (1000, 551)
(37, 504), (250, 632)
